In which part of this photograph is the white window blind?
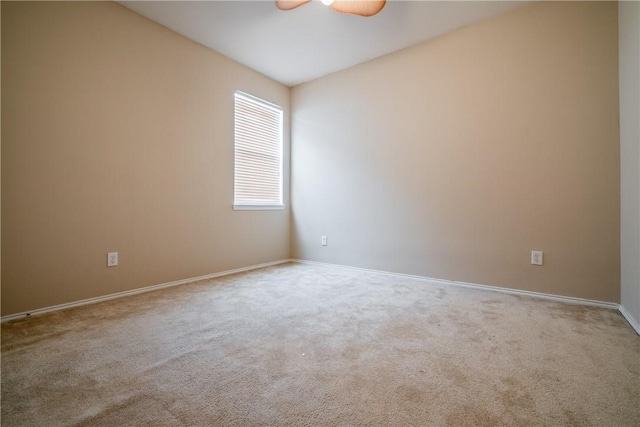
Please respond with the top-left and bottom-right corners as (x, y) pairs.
(233, 92), (283, 210)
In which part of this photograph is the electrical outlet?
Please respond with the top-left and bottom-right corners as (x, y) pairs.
(107, 252), (118, 267)
(321, 236), (327, 246)
(531, 251), (543, 266)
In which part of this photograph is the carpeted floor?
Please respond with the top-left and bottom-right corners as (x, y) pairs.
(1, 262), (639, 426)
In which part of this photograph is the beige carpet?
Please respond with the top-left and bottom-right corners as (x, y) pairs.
(1, 262), (639, 426)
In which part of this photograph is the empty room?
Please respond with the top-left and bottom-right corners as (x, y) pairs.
(2, 0), (639, 425)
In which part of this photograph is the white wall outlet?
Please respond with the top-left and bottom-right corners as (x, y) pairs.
(107, 252), (118, 267)
(321, 236), (327, 246)
(531, 251), (543, 266)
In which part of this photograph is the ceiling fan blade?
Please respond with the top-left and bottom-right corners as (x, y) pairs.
(275, 0), (312, 11)
(331, 0), (386, 17)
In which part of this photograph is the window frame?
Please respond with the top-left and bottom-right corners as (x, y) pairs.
(232, 91), (284, 211)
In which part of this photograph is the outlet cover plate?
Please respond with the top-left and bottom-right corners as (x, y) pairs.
(531, 251), (543, 266)
(107, 252), (118, 267)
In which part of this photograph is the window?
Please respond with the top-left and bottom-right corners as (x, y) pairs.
(233, 91), (284, 210)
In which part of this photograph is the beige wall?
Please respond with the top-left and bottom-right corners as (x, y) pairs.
(1, 2), (290, 316)
(291, 1), (620, 302)
(2, 1), (625, 316)
(619, 1), (640, 325)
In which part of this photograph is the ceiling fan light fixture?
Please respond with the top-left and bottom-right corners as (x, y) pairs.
(276, 0), (385, 17)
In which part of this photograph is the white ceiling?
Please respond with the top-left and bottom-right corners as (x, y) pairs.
(119, 1), (527, 87)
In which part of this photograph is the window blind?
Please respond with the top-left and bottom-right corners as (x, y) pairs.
(233, 92), (283, 209)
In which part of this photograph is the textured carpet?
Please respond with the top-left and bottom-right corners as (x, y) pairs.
(1, 262), (639, 426)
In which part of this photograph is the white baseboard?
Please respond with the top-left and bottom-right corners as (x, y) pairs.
(619, 305), (640, 335)
(5, 258), (637, 337)
(291, 259), (619, 309)
(291, 258), (622, 310)
(1, 259), (291, 323)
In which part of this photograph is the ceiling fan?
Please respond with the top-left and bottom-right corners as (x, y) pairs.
(276, 0), (386, 17)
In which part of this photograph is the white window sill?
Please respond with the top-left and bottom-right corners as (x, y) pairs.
(233, 204), (286, 211)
